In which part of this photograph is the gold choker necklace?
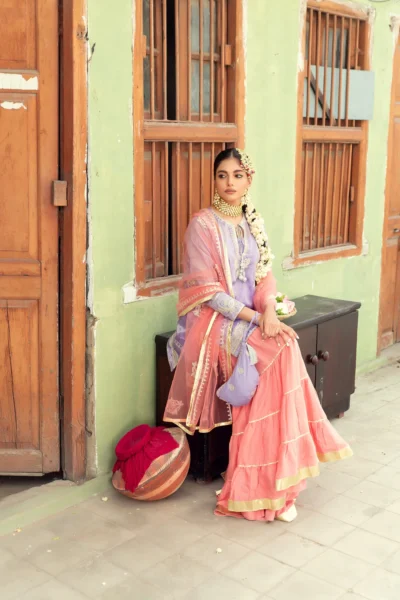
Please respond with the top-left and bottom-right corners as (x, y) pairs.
(213, 193), (243, 218)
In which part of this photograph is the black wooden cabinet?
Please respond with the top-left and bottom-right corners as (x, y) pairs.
(155, 295), (360, 481)
(287, 296), (360, 419)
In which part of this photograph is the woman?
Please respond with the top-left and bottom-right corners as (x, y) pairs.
(164, 148), (352, 523)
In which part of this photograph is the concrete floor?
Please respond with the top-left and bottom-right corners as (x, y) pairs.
(0, 475), (59, 502)
(1, 359), (400, 600)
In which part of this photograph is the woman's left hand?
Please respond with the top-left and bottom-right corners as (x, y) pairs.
(278, 322), (299, 345)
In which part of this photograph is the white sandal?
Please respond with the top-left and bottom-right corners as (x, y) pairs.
(276, 504), (297, 523)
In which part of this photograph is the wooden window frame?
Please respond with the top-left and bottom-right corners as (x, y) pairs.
(291, 0), (371, 268)
(133, 0), (245, 297)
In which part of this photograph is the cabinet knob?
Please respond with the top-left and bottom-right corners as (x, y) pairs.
(307, 354), (319, 366)
(318, 350), (330, 362)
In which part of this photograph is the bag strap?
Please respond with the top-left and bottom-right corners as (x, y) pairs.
(245, 312), (259, 338)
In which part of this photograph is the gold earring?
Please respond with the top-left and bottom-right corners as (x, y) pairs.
(214, 189), (221, 203)
(242, 189), (250, 205)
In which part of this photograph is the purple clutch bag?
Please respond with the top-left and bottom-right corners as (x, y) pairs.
(216, 316), (259, 408)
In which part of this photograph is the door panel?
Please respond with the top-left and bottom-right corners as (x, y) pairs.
(379, 34), (400, 350)
(0, 1), (36, 70)
(0, 301), (39, 449)
(0, 0), (59, 474)
(0, 93), (38, 259)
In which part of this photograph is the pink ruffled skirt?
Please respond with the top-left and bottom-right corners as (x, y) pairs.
(215, 329), (352, 522)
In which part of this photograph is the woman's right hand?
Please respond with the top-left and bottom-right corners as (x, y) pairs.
(258, 311), (281, 340)
(258, 312), (298, 347)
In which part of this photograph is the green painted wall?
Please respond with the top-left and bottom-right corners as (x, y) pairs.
(88, 0), (398, 474)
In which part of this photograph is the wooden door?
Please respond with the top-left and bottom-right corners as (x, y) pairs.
(379, 33), (400, 351)
(0, 1), (59, 474)
(316, 313), (358, 419)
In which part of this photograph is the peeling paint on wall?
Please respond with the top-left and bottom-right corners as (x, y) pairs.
(298, 0), (308, 73)
(0, 101), (26, 110)
(368, 9), (377, 67)
(0, 73), (38, 90)
(390, 15), (400, 46)
(85, 311), (98, 480)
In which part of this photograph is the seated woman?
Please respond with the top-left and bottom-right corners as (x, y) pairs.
(164, 148), (352, 523)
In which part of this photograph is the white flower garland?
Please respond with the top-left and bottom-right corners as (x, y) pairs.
(243, 199), (274, 284)
(234, 149), (274, 284)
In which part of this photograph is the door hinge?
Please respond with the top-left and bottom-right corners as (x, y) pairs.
(349, 185), (355, 204)
(52, 180), (68, 207)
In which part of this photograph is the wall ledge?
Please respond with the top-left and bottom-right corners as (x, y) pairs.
(122, 281), (177, 304)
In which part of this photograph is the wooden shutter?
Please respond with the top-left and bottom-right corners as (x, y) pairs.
(135, 0), (244, 291)
(171, 141), (225, 272)
(144, 142), (168, 279)
(294, 1), (371, 262)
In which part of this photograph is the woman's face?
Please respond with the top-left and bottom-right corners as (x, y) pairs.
(215, 156), (250, 204)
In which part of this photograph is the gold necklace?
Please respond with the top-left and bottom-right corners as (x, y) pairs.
(213, 192), (243, 218)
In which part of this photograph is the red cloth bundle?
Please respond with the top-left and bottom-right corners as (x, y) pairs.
(112, 425), (179, 493)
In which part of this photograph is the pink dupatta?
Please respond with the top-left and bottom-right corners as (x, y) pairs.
(163, 208), (276, 434)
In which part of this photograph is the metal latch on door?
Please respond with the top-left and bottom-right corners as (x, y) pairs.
(52, 180), (68, 207)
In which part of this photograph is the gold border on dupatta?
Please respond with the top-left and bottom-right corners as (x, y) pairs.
(163, 417), (233, 436)
(211, 211), (235, 392)
(179, 292), (218, 317)
(186, 311), (219, 427)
